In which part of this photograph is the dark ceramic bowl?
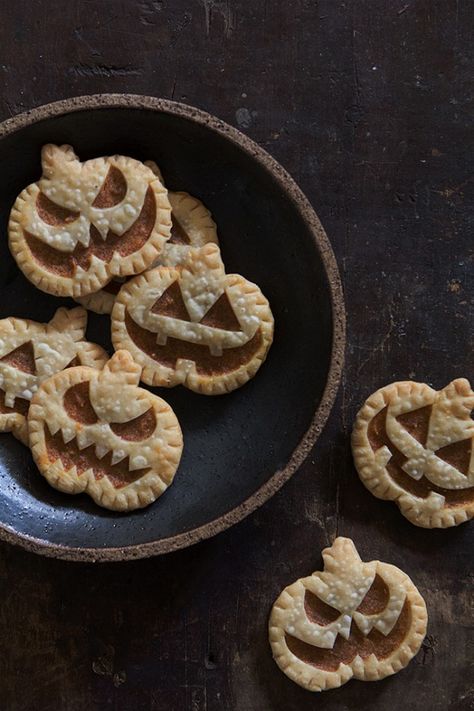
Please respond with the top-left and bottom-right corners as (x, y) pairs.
(0, 95), (344, 561)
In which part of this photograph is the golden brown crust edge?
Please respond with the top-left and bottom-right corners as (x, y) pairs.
(351, 380), (474, 528)
(268, 539), (428, 692)
(110, 252), (274, 395)
(28, 351), (183, 511)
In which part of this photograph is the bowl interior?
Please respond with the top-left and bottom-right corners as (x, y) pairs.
(0, 105), (335, 552)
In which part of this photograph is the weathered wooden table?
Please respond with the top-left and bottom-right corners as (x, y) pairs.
(0, 1), (472, 709)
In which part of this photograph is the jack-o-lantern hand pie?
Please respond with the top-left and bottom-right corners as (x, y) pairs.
(0, 307), (107, 445)
(77, 160), (219, 315)
(9, 144), (172, 297)
(28, 350), (183, 512)
(111, 243), (274, 395)
(352, 379), (474, 528)
(269, 537), (427, 692)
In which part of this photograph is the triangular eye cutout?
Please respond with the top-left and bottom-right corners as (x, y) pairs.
(200, 292), (241, 331)
(436, 438), (471, 476)
(396, 405), (432, 445)
(0, 341), (36, 374)
(169, 214), (191, 245)
(151, 281), (190, 321)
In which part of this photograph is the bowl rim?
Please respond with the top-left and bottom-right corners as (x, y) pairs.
(0, 94), (345, 562)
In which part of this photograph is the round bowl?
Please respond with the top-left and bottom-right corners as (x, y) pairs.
(0, 95), (344, 561)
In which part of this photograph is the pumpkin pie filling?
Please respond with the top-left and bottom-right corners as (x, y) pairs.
(44, 426), (151, 489)
(0, 341), (36, 374)
(368, 406), (474, 504)
(24, 186), (157, 277)
(124, 310), (263, 376)
(92, 166), (127, 208)
(285, 599), (412, 672)
(63, 381), (157, 440)
(286, 573), (410, 672)
(36, 193), (79, 225)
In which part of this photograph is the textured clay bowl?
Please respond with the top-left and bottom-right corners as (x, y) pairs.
(0, 95), (345, 561)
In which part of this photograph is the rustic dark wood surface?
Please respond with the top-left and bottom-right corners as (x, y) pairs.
(0, 1), (472, 709)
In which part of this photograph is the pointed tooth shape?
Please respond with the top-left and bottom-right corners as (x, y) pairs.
(352, 611), (373, 635)
(337, 614), (353, 640)
(94, 443), (109, 460)
(111, 449), (127, 466)
(61, 426), (76, 443)
(4, 393), (16, 408)
(156, 332), (167, 346)
(47, 420), (61, 436)
(77, 229), (91, 247)
(129, 455), (149, 471)
(76, 430), (95, 450)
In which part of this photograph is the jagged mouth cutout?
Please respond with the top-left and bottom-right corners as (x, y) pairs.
(24, 166), (157, 277)
(44, 381), (157, 489)
(285, 574), (411, 671)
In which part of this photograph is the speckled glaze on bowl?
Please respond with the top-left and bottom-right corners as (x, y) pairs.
(0, 95), (345, 561)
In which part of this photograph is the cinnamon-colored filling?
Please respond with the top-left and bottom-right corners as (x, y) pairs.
(285, 600), (412, 671)
(63, 382), (157, 440)
(0, 341), (36, 374)
(368, 407), (474, 504)
(24, 187), (156, 277)
(151, 282), (241, 331)
(200, 292), (241, 331)
(169, 214), (191, 245)
(44, 427), (151, 489)
(64, 382), (98, 424)
(303, 573), (389, 630)
(151, 281), (191, 320)
(110, 408), (156, 441)
(304, 591), (340, 625)
(0, 388), (29, 416)
(125, 311), (263, 376)
(92, 166), (127, 208)
(356, 574), (390, 615)
(36, 193), (79, 226)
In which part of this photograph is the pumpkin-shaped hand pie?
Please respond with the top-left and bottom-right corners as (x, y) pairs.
(111, 243), (274, 395)
(28, 350), (183, 511)
(0, 307), (107, 445)
(352, 379), (474, 528)
(77, 160), (219, 315)
(269, 537), (427, 692)
(9, 144), (171, 297)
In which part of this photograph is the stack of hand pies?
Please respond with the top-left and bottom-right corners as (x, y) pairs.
(5, 144), (274, 511)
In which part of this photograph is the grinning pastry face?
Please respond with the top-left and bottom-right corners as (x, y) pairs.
(352, 379), (474, 527)
(28, 350), (183, 511)
(111, 243), (274, 395)
(0, 307), (107, 444)
(269, 538), (427, 692)
(9, 145), (172, 297)
(76, 161), (219, 315)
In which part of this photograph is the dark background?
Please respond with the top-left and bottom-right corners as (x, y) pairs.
(0, 1), (472, 710)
